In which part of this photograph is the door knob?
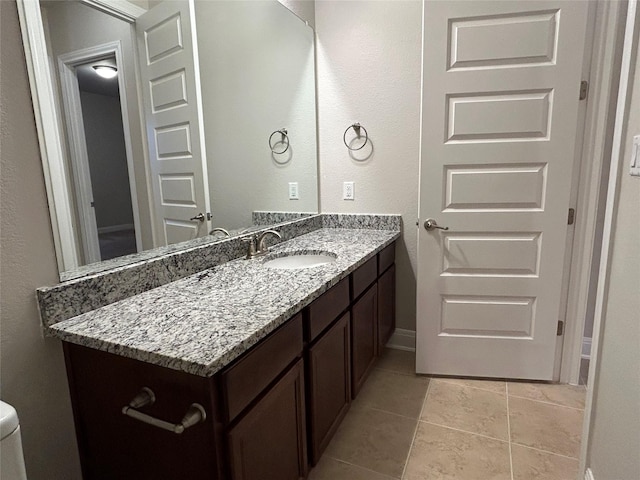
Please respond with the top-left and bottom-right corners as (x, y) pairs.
(190, 213), (205, 222)
(424, 218), (449, 231)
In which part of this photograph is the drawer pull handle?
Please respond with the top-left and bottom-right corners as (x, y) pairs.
(122, 388), (207, 434)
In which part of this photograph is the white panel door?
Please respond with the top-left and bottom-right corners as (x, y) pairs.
(416, 1), (589, 380)
(136, 0), (210, 246)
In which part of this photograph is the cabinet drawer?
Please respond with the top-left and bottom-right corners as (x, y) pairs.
(378, 243), (395, 275)
(222, 314), (303, 423)
(352, 256), (377, 300)
(307, 277), (349, 342)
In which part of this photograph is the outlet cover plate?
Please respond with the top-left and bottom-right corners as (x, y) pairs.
(289, 182), (299, 200)
(343, 181), (354, 200)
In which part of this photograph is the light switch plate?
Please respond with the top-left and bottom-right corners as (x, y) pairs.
(630, 135), (640, 177)
(288, 182), (299, 200)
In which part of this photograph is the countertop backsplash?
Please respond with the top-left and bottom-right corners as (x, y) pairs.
(37, 213), (401, 329)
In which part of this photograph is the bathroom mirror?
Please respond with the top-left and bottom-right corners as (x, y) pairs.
(19, 0), (317, 280)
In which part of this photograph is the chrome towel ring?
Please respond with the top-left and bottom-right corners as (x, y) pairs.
(269, 128), (290, 154)
(343, 123), (368, 151)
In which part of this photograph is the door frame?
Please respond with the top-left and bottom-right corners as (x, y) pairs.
(16, 0), (144, 275)
(58, 41), (144, 263)
(579, 0), (638, 474)
(559, 0), (629, 384)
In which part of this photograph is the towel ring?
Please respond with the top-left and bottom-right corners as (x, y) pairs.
(343, 123), (368, 151)
(269, 128), (290, 154)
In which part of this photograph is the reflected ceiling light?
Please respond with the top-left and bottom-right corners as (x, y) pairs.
(92, 65), (118, 79)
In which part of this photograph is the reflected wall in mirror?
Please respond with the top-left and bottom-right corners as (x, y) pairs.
(21, 0), (318, 279)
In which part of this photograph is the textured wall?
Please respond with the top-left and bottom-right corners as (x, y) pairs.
(315, 0), (422, 331)
(0, 2), (82, 478)
(586, 21), (640, 479)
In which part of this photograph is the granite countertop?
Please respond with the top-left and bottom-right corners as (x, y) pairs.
(48, 228), (400, 377)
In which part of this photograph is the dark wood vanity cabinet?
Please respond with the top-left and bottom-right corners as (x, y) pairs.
(351, 283), (378, 397)
(306, 312), (351, 465)
(63, 343), (226, 480)
(63, 242), (396, 479)
(227, 359), (307, 480)
(378, 263), (396, 349)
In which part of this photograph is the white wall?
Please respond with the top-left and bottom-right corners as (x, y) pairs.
(0, 2), (82, 478)
(315, 0), (422, 330)
(196, 0), (318, 230)
(42, 0), (153, 249)
(585, 23), (640, 479)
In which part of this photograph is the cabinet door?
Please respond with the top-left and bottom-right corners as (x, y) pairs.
(378, 264), (396, 349)
(227, 359), (307, 480)
(64, 343), (222, 480)
(351, 284), (378, 398)
(307, 312), (351, 465)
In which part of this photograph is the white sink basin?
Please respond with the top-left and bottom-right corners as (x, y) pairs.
(263, 252), (336, 269)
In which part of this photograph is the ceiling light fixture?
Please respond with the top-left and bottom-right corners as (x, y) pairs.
(92, 65), (118, 79)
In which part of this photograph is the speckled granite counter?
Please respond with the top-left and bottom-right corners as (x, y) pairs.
(48, 228), (400, 377)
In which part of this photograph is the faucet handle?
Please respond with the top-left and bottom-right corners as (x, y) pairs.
(242, 235), (258, 259)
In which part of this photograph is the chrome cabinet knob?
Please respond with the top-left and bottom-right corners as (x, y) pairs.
(424, 218), (449, 231)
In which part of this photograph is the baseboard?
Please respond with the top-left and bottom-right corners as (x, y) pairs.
(584, 468), (595, 480)
(386, 328), (416, 352)
(98, 223), (134, 234)
(582, 336), (592, 360)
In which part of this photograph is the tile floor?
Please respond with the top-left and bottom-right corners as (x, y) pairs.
(309, 349), (586, 480)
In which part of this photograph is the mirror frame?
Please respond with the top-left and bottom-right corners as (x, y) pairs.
(17, 0), (147, 277)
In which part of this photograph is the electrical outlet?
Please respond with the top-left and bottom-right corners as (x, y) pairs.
(288, 182), (299, 200)
(343, 181), (354, 200)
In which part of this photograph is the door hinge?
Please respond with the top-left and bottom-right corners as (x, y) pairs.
(579, 80), (589, 100)
(557, 320), (565, 336)
(568, 208), (576, 225)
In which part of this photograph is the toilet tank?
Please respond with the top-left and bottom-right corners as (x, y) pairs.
(1, 401), (28, 480)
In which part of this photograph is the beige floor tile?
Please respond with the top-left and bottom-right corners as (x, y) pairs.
(438, 377), (507, 395)
(353, 369), (429, 419)
(421, 380), (509, 440)
(404, 422), (511, 480)
(508, 382), (586, 409)
(509, 396), (584, 458)
(376, 348), (416, 376)
(511, 444), (580, 480)
(309, 456), (396, 480)
(324, 406), (417, 478)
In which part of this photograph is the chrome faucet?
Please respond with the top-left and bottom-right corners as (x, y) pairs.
(209, 227), (230, 238)
(242, 230), (282, 259)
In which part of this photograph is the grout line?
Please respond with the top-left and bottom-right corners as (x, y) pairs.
(323, 456), (399, 479)
(374, 366), (422, 378)
(510, 442), (581, 461)
(506, 383), (514, 480)
(362, 405), (423, 422)
(419, 420), (510, 444)
(507, 394), (585, 411)
(435, 377), (508, 395)
(400, 377), (432, 479)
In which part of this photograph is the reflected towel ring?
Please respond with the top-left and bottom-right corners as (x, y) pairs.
(269, 128), (290, 154)
(343, 123), (368, 151)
